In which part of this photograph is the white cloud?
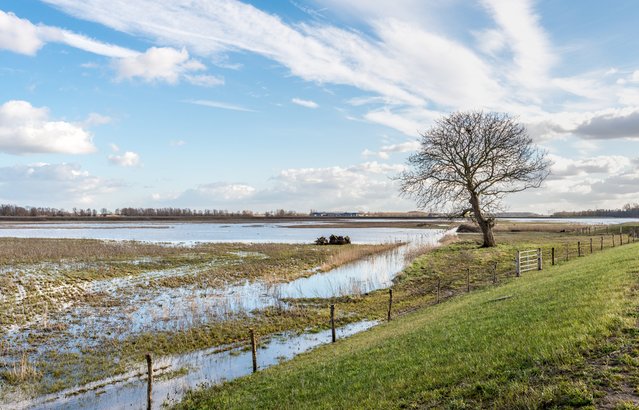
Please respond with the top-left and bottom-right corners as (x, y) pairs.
(0, 10), (43, 55)
(114, 47), (205, 83)
(292, 98), (319, 109)
(40, 0), (503, 109)
(362, 140), (420, 159)
(474, 28), (506, 56)
(548, 154), (631, 179)
(507, 154), (639, 212)
(183, 99), (255, 112)
(364, 107), (441, 136)
(159, 161), (412, 211)
(170, 139), (186, 146)
(0, 9), (135, 58)
(37, 25), (136, 58)
(108, 151), (140, 167)
(190, 182), (256, 200)
(0, 100), (96, 155)
(0, 163), (120, 205)
(1, 10), (221, 87)
(480, 0), (555, 90)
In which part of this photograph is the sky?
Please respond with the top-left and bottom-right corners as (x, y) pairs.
(1, 0), (639, 214)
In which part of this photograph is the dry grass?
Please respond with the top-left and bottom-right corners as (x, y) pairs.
(0, 238), (185, 264)
(0, 352), (41, 384)
(318, 243), (402, 272)
(493, 221), (587, 233)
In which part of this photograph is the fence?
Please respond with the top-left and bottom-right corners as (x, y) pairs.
(4, 229), (637, 409)
(515, 249), (542, 276)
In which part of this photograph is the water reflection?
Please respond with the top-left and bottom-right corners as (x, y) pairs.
(18, 321), (377, 410)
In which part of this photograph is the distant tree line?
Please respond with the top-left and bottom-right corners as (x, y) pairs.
(0, 204), (69, 217)
(0, 204), (304, 218)
(552, 203), (639, 218)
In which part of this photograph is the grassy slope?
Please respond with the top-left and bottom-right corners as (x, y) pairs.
(175, 242), (639, 409)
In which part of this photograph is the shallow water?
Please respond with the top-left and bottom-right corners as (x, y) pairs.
(0, 217), (633, 243)
(0, 220), (449, 244)
(16, 320), (377, 410)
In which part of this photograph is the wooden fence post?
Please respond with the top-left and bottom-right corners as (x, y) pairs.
(537, 248), (542, 270)
(436, 278), (441, 303)
(551, 247), (555, 266)
(250, 328), (257, 372)
(619, 233), (623, 245)
(600, 236), (603, 251)
(387, 289), (393, 322)
(492, 262), (497, 284)
(577, 241), (581, 257)
(590, 238), (593, 254)
(612, 234), (615, 247)
(515, 251), (521, 277)
(466, 269), (470, 293)
(146, 353), (153, 410)
(330, 304), (336, 343)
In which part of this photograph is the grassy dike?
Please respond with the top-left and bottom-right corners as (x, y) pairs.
(174, 242), (639, 409)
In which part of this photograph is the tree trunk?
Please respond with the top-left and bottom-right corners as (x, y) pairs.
(478, 218), (496, 247)
(469, 192), (496, 247)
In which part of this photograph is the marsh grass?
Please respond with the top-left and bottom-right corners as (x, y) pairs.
(0, 352), (41, 384)
(0, 239), (404, 397)
(317, 243), (402, 272)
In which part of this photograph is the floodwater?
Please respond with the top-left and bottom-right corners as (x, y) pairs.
(2, 221), (450, 409)
(15, 321), (377, 410)
(0, 217), (633, 243)
(0, 220), (449, 243)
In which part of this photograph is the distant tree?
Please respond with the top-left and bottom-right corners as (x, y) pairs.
(399, 111), (550, 247)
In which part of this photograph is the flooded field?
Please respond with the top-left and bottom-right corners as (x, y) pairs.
(0, 221), (451, 408)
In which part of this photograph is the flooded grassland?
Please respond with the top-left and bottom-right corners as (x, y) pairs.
(0, 231), (447, 408)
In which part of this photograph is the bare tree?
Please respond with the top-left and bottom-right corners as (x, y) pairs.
(399, 111), (550, 247)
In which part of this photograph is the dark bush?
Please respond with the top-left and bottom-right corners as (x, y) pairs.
(315, 234), (351, 245)
(456, 223), (480, 233)
(315, 236), (328, 245)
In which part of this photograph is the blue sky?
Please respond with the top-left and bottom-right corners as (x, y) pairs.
(1, 0), (639, 214)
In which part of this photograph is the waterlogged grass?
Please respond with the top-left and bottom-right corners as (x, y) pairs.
(0, 239), (402, 397)
(0, 240), (400, 326)
(174, 242), (639, 409)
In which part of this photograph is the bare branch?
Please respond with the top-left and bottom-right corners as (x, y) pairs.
(398, 110), (550, 247)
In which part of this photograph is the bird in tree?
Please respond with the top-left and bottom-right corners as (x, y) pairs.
(399, 111), (550, 247)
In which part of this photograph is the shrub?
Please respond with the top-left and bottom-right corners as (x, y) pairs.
(315, 236), (328, 245)
(315, 235), (351, 245)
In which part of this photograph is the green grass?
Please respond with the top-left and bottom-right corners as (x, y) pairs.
(175, 242), (639, 409)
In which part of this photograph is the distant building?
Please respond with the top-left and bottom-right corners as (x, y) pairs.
(310, 211), (359, 217)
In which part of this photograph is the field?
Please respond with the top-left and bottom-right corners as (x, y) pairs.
(175, 231), (639, 409)
(1, 221), (637, 408)
(0, 238), (402, 400)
